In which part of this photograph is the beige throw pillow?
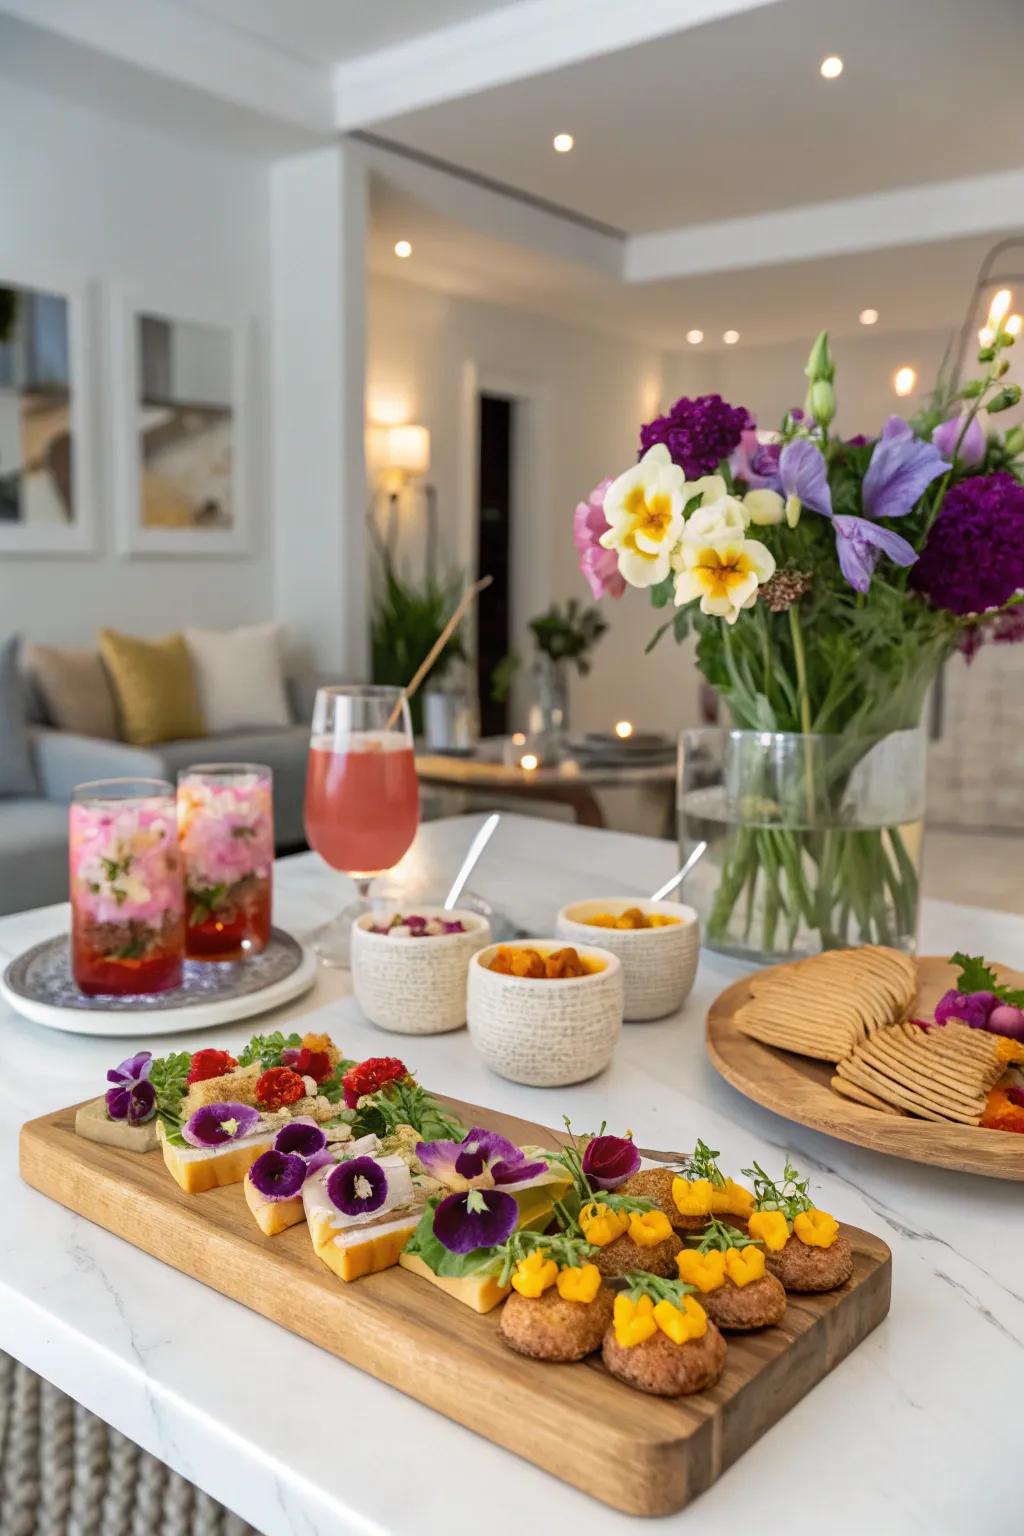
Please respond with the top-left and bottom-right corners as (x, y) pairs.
(26, 643), (119, 740)
(183, 623), (291, 734)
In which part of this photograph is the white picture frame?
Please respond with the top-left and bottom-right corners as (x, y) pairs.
(111, 287), (253, 557)
(0, 262), (98, 557)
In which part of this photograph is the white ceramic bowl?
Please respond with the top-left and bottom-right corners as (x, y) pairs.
(555, 898), (699, 1021)
(467, 940), (623, 1087)
(351, 907), (491, 1035)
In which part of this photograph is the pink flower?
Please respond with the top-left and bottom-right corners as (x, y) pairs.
(573, 478), (625, 599)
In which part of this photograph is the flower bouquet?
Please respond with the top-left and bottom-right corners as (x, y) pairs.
(575, 298), (1024, 960)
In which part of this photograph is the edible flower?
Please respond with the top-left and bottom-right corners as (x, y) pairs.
(599, 444), (688, 588)
(416, 1127), (548, 1192)
(581, 1131), (641, 1190)
(326, 1155), (388, 1217)
(653, 1294), (708, 1345)
(433, 1188), (519, 1254)
(710, 1177), (755, 1220)
(792, 1208), (839, 1249)
(932, 412), (986, 468)
(255, 1067), (305, 1111)
(186, 1048), (238, 1085)
(248, 1149), (307, 1202)
(579, 1201), (629, 1247)
(724, 1246), (767, 1286)
(627, 1209), (673, 1247)
(273, 1119), (327, 1159)
(105, 1051), (156, 1125)
(182, 1101), (260, 1148)
(556, 1263), (603, 1304)
(676, 1249), (727, 1293)
(672, 529), (775, 625)
(862, 416), (949, 523)
(613, 1293), (658, 1348)
(672, 1176), (715, 1218)
(831, 514), (918, 595)
(342, 1056), (409, 1109)
(747, 1210), (790, 1252)
(283, 1047), (332, 1083)
(744, 438), (833, 530)
(511, 1249), (558, 1298)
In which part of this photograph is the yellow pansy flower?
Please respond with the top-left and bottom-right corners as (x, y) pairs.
(599, 445), (687, 589)
(747, 1210), (791, 1252)
(676, 1248), (726, 1294)
(579, 1201), (629, 1248)
(793, 1208), (839, 1249)
(511, 1249), (558, 1298)
(627, 1209), (673, 1248)
(555, 1263), (603, 1304)
(613, 1293), (658, 1348)
(672, 1176), (715, 1218)
(724, 1246), (766, 1287)
(709, 1178), (755, 1221)
(653, 1294), (708, 1345)
(673, 532), (776, 626)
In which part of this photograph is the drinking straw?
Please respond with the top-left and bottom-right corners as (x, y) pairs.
(387, 574), (493, 729)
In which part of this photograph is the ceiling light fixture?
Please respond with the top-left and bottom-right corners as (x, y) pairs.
(723, 329), (740, 345)
(820, 55), (843, 79)
(859, 308), (879, 326)
(686, 329), (704, 345)
(553, 132), (574, 153)
(393, 240), (412, 259)
(893, 366), (917, 397)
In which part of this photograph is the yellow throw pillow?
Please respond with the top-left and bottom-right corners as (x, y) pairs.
(98, 629), (205, 746)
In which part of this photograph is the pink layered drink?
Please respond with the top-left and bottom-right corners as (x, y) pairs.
(178, 765), (273, 960)
(70, 779), (184, 995)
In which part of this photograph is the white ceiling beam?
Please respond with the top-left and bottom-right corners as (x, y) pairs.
(0, 0), (334, 134)
(625, 169), (1024, 284)
(333, 0), (784, 132)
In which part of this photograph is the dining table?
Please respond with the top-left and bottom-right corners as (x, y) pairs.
(0, 811), (1019, 1536)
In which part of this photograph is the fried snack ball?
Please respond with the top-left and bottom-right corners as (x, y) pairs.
(545, 947), (586, 978)
(602, 1318), (726, 1397)
(593, 1229), (681, 1279)
(617, 1168), (680, 1226)
(699, 1273), (786, 1331)
(766, 1231), (854, 1293)
(499, 1284), (614, 1362)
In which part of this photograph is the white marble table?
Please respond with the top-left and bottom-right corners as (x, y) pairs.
(1, 814), (1020, 1536)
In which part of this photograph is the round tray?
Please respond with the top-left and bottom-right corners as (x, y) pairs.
(706, 954), (1024, 1181)
(1, 926), (318, 1037)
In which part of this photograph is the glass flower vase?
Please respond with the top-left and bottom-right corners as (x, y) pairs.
(678, 727), (926, 963)
(178, 764), (274, 960)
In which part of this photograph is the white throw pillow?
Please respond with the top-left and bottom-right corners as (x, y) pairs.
(184, 623), (291, 734)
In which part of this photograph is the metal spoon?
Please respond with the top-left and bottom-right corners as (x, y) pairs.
(648, 840), (707, 903)
(443, 813), (501, 911)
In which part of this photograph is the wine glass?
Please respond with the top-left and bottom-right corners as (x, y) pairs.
(303, 685), (420, 966)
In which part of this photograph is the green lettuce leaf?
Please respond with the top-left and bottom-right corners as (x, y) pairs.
(403, 1199), (502, 1279)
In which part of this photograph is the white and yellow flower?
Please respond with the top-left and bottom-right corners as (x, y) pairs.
(681, 490), (750, 544)
(599, 444), (687, 588)
(743, 488), (801, 528)
(674, 531), (776, 625)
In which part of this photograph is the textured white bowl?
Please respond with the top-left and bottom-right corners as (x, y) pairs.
(467, 940), (623, 1087)
(555, 898), (699, 1021)
(351, 908), (491, 1035)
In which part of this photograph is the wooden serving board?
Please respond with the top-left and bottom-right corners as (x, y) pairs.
(707, 955), (1024, 1181)
(20, 1096), (891, 1518)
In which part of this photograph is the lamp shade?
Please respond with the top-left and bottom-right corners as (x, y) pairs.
(371, 423), (430, 478)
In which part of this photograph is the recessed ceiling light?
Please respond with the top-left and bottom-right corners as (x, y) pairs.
(686, 329), (704, 345)
(859, 307), (879, 326)
(553, 132), (574, 153)
(393, 240), (412, 259)
(723, 329), (740, 345)
(893, 366), (917, 397)
(820, 55), (843, 79)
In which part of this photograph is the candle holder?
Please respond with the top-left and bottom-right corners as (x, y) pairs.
(178, 763), (274, 961)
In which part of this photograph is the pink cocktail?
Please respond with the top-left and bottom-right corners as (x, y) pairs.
(178, 764), (274, 961)
(70, 778), (184, 996)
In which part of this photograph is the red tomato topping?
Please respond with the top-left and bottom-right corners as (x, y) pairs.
(342, 1056), (409, 1109)
(186, 1048), (238, 1085)
(256, 1067), (306, 1110)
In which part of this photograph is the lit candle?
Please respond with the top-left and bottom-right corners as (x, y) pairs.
(614, 720), (634, 740)
(520, 753), (539, 772)
(511, 732), (526, 746)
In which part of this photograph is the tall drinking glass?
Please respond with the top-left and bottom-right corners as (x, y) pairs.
(304, 685), (420, 966)
(178, 763), (274, 960)
(70, 777), (184, 995)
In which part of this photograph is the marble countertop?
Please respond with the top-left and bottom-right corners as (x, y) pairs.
(1, 813), (1020, 1536)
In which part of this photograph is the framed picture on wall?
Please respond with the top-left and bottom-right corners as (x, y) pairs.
(111, 289), (253, 556)
(0, 263), (97, 556)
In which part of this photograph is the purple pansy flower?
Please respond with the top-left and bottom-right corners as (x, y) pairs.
(581, 1133), (641, 1189)
(432, 1188), (519, 1254)
(273, 1119), (327, 1159)
(105, 1051), (156, 1125)
(832, 515), (917, 594)
(182, 1101), (260, 1148)
(249, 1149), (307, 1202)
(932, 413), (986, 469)
(326, 1156), (388, 1216)
(416, 1128), (548, 1192)
(862, 417), (948, 521)
(779, 438), (833, 521)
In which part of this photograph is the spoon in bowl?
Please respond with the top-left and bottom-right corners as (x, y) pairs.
(648, 839), (707, 903)
(443, 813), (501, 911)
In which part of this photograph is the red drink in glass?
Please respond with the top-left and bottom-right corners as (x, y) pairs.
(304, 739), (419, 876)
(178, 764), (274, 961)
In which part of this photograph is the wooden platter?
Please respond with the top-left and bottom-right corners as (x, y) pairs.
(707, 954), (1024, 1181)
(21, 1095), (891, 1518)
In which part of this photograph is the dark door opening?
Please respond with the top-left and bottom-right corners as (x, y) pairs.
(476, 393), (514, 737)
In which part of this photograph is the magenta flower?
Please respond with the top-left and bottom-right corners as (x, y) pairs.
(105, 1051), (156, 1125)
(416, 1127), (548, 1191)
(182, 1102), (260, 1148)
(581, 1133), (641, 1189)
(862, 417), (948, 520)
(913, 473), (1024, 615)
(932, 413), (986, 468)
(432, 1188), (519, 1254)
(574, 478), (625, 600)
(934, 990), (997, 1030)
(640, 394), (752, 478)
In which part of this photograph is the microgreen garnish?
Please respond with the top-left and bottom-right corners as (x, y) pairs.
(951, 951), (1024, 1008)
(349, 1077), (466, 1142)
(187, 884), (228, 925)
(237, 1031), (304, 1069)
(693, 1216), (760, 1253)
(496, 1230), (598, 1287)
(741, 1158), (813, 1218)
(551, 1118), (654, 1220)
(685, 1138), (726, 1186)
(148, 1051), (192, 1135)
(619, 1271), (698, 1308)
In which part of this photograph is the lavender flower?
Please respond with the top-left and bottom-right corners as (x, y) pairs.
(833, 515), (917, 594)
(416, 1128), (548, 1191)
(932, 413), (986, 468)
(432, 1189), (519, 1254)
(912, 472), (1024, 614)
(105, 1051), (156, 1125)
(862, 417), (948, 520)
(640, 394), (752, 478)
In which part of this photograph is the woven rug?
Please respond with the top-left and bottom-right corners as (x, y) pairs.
(0, 1353), (261, 1536)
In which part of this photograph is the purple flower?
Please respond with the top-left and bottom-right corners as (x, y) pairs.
(862, 417), (948, 521)
(326, 1156), (388, 1216)
(432, 1188), (519, 1254)
(730, 428), (782, 491)
(182, 1102), (260, 1148)
(581, 1133), (641, 1190)
(932, 413), (986, 469)
(273, 1119), (327, 1159)
(105, 1051), (156, 1125)
(249, 1149), (307, 1202)
(912, 472), (1024, 615)
(416, 1128), (548, 1191)
(958, 605), (1024, 662)
(573, 478), (625, 600)
(640, 394), (752, 479)
(832, 515), (917, 593)
(779, 438), (832, 519)
(845, 433), (872, 448)
(934, 989), (997, 1030)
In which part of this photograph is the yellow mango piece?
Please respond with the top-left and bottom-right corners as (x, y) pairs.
(793, 1208), (839, 1249)
(672, 1176), (715, 1218)
(676, 1248), (726, 1293)
(724, 1246), (766, 1286)
(748, 1209), (791, 1252)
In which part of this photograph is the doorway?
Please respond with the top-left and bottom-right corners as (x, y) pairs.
(476, 393), (514, 736)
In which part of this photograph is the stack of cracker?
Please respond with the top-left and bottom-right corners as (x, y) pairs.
(833, 1021), (1024, 1123)
(734, 946), (917, 1063)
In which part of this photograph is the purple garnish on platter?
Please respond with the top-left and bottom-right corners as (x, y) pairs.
(415, 1127), (546, 1190)
(432, 1189), (519, 1254)
(582, 1133), (641, 1189)
(273, 1119), (327, 1159)
(182, 1101), (260, 1148)
(249, 1149), (307, 1201)
(105, 1051), (156, 1125)
(934, 989), (998, 1031)
(326, 1156), (388, 1215)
